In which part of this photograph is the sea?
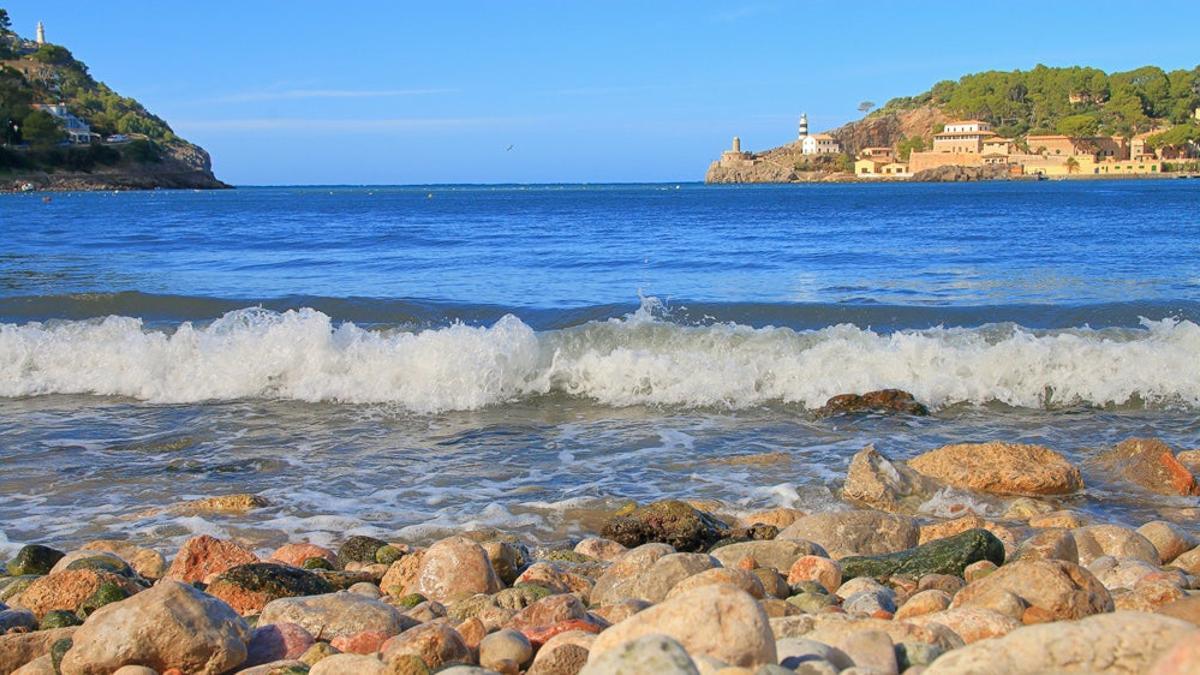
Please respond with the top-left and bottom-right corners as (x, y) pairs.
(2, 180), (1199, 556)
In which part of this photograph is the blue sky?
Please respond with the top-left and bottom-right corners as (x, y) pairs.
(9, 1), (1200, 184)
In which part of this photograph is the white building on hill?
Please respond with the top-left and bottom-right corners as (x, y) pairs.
(797, 112), (842, 155)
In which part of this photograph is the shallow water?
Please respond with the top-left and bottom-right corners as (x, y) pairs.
(1, 181), (1199, 556)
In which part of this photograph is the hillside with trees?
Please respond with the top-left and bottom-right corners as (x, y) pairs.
(0, 9), (226, 190)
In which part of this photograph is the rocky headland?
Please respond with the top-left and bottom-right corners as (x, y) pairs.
(2, 390), (1199, 674)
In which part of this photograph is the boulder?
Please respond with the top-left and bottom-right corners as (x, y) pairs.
(894, 589), (952, 620)
(480, 628), (533, 671)
(908, 442), (1082, 496)
(951, 559), (1112, 623)
(309, 653), (389, 675)
(6, 545), (65, 577)
(1136, 521), (1197, 564)
(573, 538), (628, 563)
(0, 627), (76, 674)
(666, 568), (766, 600)
(12, 569), (141, 620)
(1148, 630), (1200, 675)
(481, 541), (529, 586)
(505, 594), (594, 634)
(1071, 524), (1160, 566)
(580, 634), (699, 675)
(402, 536), (501, 603)
(923, 611), (1196, 674)
(776, 511), (918, 559)
(600, 500), (728, 552)
(532, 630), (597, 666)
(259, 591), (416, 640)
(513, 562), (594, 601)
(206, 563), (334, 615)
(379, 622), (471, 669)
(590, 544), (675, 606)
(163, 535), (258, 584)
(842, 445), (939, 513)
(839, 529), (1005, 581)
(527, 643), (589, 675)
(1028, 509), (1093, 529)
(587, 584), (776, 668)
(49, 551), (134, 578)
(774, 637), (854, 671)
(330, 629), (391, 655)
(0, 607), (37, 632)
(739, 508), (807, 531)
(1013, 528), (1078, 564)
(710, 540), (827, 573)
(336, 535), (389, 568)
(59, 580), (251, 675)
(770, 614), (963, 651)
(816, 389), (928, 416)
(1156, 596), (1200, 625)
(1098, 438), (1199, 496)
(1171, 546), (1200, 575)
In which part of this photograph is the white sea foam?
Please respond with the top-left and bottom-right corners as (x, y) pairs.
(1, 305), (1199, 412)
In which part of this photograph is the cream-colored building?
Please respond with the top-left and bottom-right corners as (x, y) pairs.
(860, 147), (894, 160)
(1025, 134), (1126, 159)
(801, 133), (840, 155)
(854, 157), (909, 177)
(931, 120), (996, 153)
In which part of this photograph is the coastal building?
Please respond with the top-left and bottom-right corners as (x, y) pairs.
(931, 120), (996, 154)
(32, 103), (97, 144)
(854, 156), (909, 177)
(1025, 134), (1126, 159)
(859, 147), (894, 161)
(716, 135), (756, 169)
(36, 21), (45, 45)
(797, 112), (842, 155)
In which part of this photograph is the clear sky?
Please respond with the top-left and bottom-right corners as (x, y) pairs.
(8, 1), (1200, 185)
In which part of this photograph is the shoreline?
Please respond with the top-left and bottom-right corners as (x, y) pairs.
(1, 423), (1197, 673)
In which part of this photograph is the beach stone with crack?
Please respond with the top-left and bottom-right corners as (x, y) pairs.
(816, 389), (928, 416)
(380, 621), (471, 670)
(843, 445), (940, 513)
(0, 627), (77, 675)
(6, 546), (65, 577)
(270, 543), (338, 569)
(908, 442), (1082, 496)
(600, 500), (728, 552)
(1071, 524), (1160, 565)
(710, 539), (828, 573)
(259, 591), (415, 640)
(245, 622), (315, 666)
(777, 511), (918, 560)
(163, 535), (258, 584)
(951, 559), (1112, 623)
(587, 584), (776, 668)
(839, 529), (1004, 581)
(1099, 438), (1200, 496)
(666, 567), (766, 599)
(580, 634), (699, 675)
(1137, 521), (1197, 564)
(206, 563), (335, 615)
(923, 611), (1195, 674)
(59, 580), (251, 675)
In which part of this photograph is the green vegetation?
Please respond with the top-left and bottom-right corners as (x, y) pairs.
(896, 135), (927, 160)
(794, 153), (853, 173)
(875, 64), (1200, 138)
(0, 9), (184, 174)
(1147, 123), (1200, 151)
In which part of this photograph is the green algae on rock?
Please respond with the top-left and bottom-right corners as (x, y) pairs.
(336, 536), (389, 567)
(600, 500), (729, 552)
(840, 529), (1006, 581)
(7, 545), (65, 577)
(78, 581), (130, 618)
(206, 563), (335, 615)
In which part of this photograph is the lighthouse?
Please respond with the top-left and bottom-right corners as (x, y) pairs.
(35, 21), (45, 45)
(798, 112), (809, 140)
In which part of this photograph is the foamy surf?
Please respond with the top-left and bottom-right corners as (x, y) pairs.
(1, 303), (1198, 412)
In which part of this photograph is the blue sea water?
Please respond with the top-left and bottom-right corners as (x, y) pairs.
(1, 180), (1198, 553)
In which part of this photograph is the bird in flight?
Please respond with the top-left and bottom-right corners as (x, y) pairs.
(506, 144), (515, 152)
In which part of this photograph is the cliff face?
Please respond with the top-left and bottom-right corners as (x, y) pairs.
(830, 105), (947, 156)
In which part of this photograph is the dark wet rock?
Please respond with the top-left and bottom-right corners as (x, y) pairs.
(816, 389), (929, 417)
(483, 541), (530, 586)
(207, 562), (336, 615)
(600, 500), (729, 552)
(39, 609), (83, 630)
(77, 580), (130, 618)
(7, 546), (65, 577)
(303, 557), (335, 571)
(0, 607), (37, 632)
(543, 549), (597, 564)
(709, 524), (781, 551)
(310, 569), (376, 591)
(337, 536), (389, 567)
(840, 529), (1006, 581)
(50, 636), (71, 673)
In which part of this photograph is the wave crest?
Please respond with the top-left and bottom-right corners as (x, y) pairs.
(2, 306), (1198, 412)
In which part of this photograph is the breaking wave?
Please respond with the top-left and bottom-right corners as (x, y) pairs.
(2, 300), (1199, 413)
